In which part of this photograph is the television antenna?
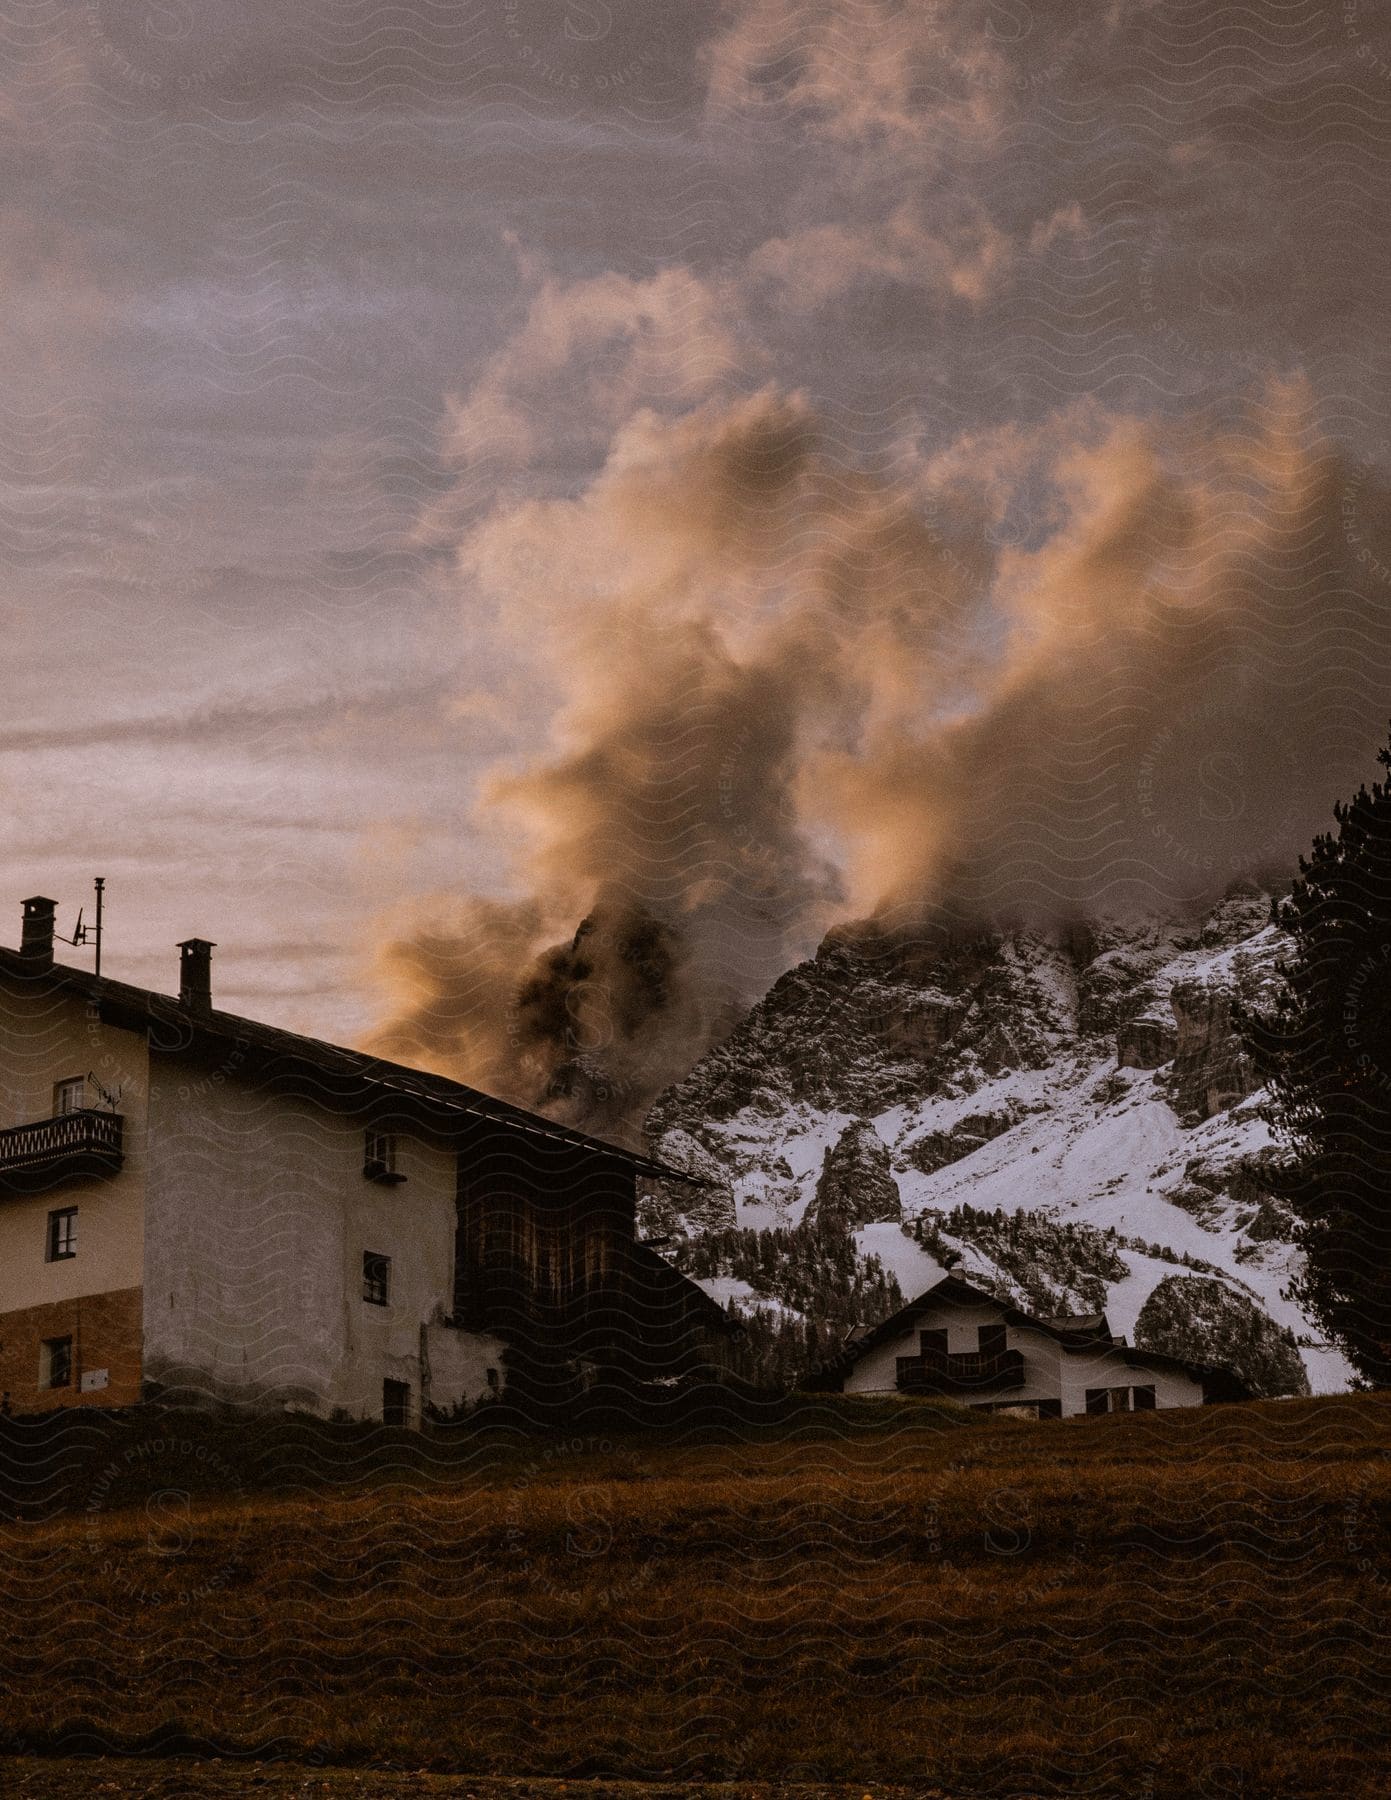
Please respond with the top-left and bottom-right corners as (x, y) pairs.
(86, 1071), (121, 1113)
(57, 876), (105, 977)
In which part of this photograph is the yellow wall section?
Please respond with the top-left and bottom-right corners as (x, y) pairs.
(0, 985), (149, 1311)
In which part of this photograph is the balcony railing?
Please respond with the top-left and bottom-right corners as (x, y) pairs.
(895, 1347), (1025, 1396)
(0, 1111), (124, 1192)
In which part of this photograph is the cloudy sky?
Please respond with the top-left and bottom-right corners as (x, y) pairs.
(5, 0), (1390, 1085)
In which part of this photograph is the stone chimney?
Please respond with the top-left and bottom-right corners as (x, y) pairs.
(178, 938), (216, 1013)
(20, 897), (57, 969)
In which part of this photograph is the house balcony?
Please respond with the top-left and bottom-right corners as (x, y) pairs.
(895, 1347), (1026, 1396)
(0, 1111), (124, 1193)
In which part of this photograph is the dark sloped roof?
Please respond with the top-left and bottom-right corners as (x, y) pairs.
(827, 1272), (1252, 1397)
(0, 947), (702, 1186)
(834, 1275), (1092, 1362)
(1036, 1312), (1109, 1336)
(621, 1239), (745, 1338)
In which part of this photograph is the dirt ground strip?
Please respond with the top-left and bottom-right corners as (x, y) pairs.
(0, 1763), (959, 1800)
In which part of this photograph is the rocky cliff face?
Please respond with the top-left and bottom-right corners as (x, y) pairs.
(1166, 980), (1262, 1122)
(636, 1127), (737, 1237)
(642, 885), (1349, 1394)
(804, 1120), (902, 1233)
(645, 921), (1077, 1132)
(1135, 1274), (1310, 1398)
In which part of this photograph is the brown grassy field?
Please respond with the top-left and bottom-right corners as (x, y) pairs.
(1, 1392), (1389, 1798)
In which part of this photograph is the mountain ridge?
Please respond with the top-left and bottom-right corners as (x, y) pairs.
(641, 884), (1343, 1395)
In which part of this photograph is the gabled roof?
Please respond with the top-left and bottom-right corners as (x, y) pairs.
(837, 1274), (1105, 1361)
(827, 1272), (1252, 1397)
(0, 946), (702, 1186)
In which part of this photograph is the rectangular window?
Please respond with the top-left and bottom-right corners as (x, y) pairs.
(364, 1131), (405, 1183)
(42, 1336), (72, 1388)
(919, 1328), (948, 1356)
(382, 1378), (410, 1426)
(53, 1076), (85, 1116)
(978, 1323), (1008, 1358)
(1085, 1387), (1142, 1415)
(362, 1251), (390, 1306)
(1037, 1398), (1063, 1419)
(46, 1207), (77, 1262)
(1132, 1385), (1156, 1411)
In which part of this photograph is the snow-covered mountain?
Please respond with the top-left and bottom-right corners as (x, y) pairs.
(642, 885), (1349, 1395)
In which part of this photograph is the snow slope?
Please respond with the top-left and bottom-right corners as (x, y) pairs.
(645, 888), (1351, 1393)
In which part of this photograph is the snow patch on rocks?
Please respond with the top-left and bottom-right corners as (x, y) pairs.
(646, 889), (1353, 1393)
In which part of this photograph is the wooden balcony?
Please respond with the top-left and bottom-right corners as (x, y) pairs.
(895, 1347), (1026, 1396)
(0, 1111), (124, 1193)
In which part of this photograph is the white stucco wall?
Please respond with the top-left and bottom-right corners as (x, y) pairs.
(143, 1066), (502, 1422)
(843, 1295), (1205, 1415)
(0, 983), (148, 1310)
(1056, 1343), (1203, 1413)
(845, 1302), (1064, 1405)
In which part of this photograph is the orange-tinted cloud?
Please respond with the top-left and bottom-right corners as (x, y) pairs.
(370, 376), (1391, 1125)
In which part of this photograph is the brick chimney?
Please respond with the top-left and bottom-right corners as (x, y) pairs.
(20, 897), (57, 969)
(178, 938), (216, 1012)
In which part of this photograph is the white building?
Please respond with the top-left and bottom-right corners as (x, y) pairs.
(825, 1273), (1249, 1416)
(0, 897), (734, 1423)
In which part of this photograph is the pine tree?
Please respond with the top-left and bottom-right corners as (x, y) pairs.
(1250, 726), (1391, 1385)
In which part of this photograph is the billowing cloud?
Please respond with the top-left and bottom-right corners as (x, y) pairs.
(703, 0), (1011, 154)
(820, 380), (1391, 921)
(749, 203), (1015, 311)
(370, 376), (1391, 1127)
(443, 267), (748, 472)
(4, 0), (1389, 1083)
